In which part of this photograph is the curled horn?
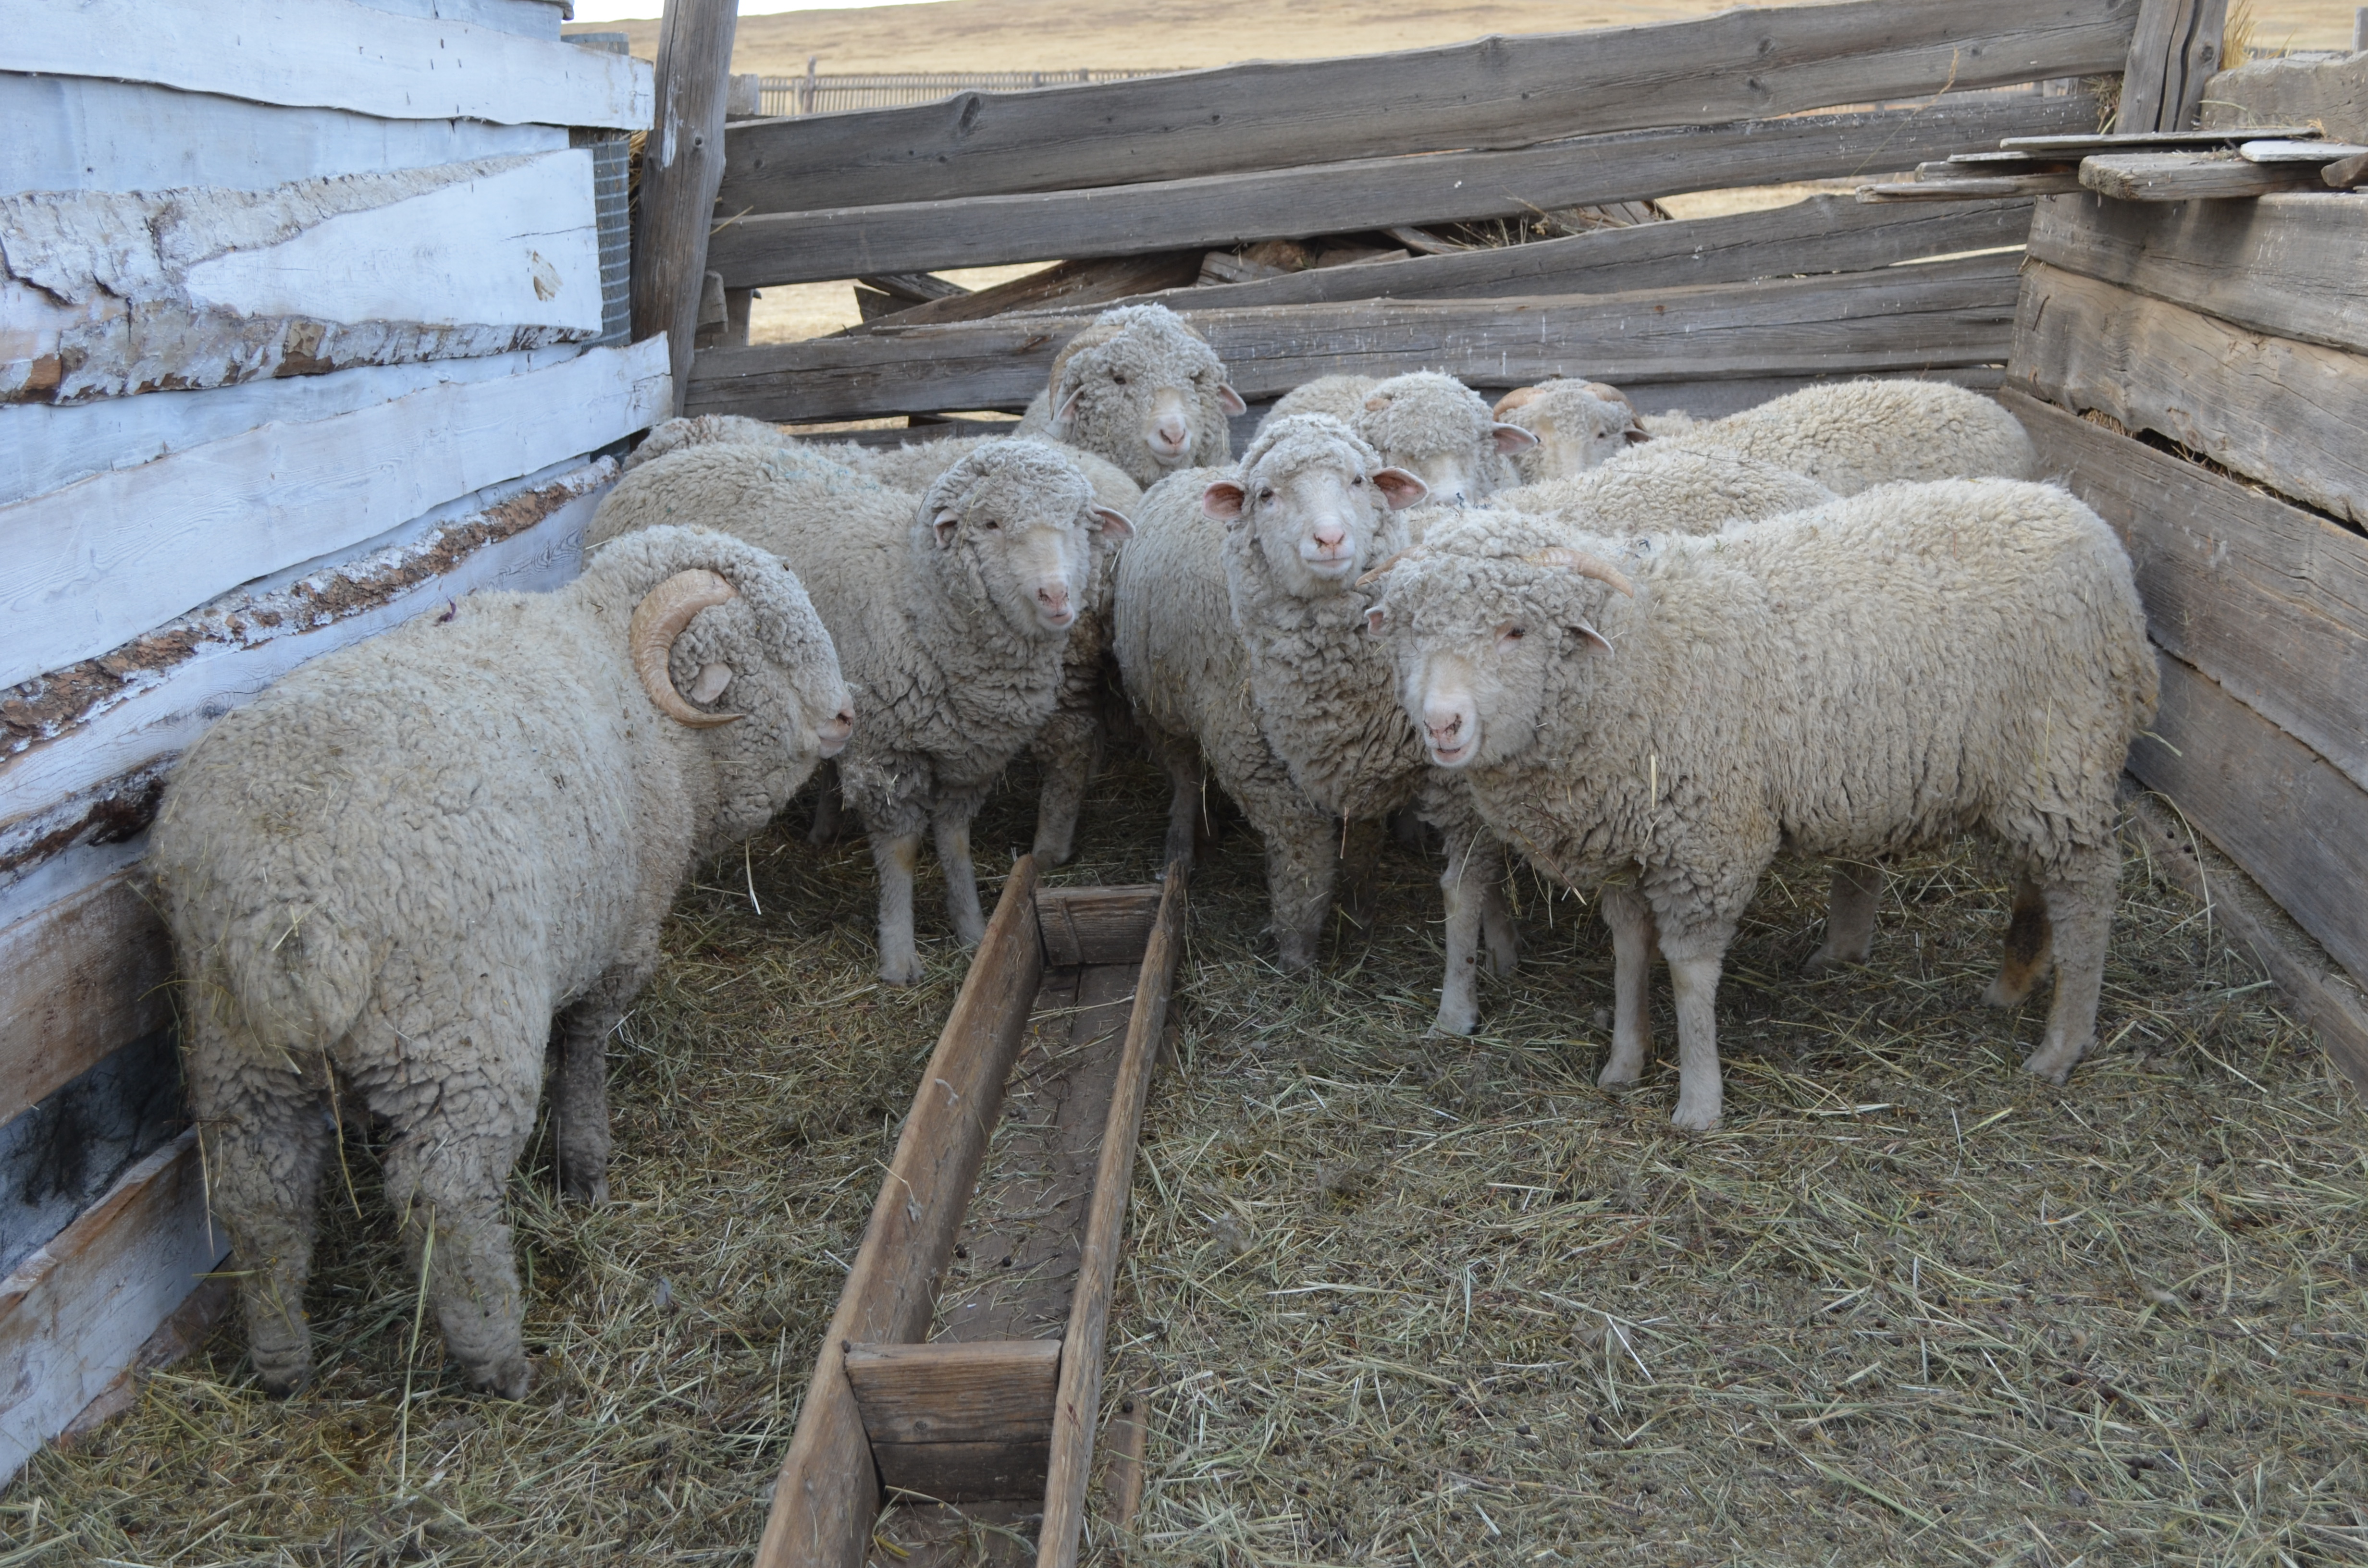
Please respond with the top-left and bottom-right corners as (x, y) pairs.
(1522, 547), (1638, 599)
(630, 569), (744, 727)
(1492, 386), (1542, 417)
(1355, 544), (1429, 588)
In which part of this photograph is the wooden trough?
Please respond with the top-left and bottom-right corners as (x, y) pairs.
(753, 857), (1187, 1568)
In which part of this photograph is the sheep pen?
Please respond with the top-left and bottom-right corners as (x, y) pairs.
(10, 747), (2363, 1567)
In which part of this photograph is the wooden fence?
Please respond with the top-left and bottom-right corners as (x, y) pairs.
(757, 68), (1163, 117)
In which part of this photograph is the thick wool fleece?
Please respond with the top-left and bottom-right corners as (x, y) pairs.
(148, 525), (846, 1401)
(1266, 373), (1380, 428)
(1373, 481), (2155, 1122)
(1497, 382), (1643, 482)
(591, 439), (1103, 979)
(1496, 447), (1836, 537)
(623, 413), (785, 472)
(1011, 303), (1239, 487)
(1644, 379), (2037, 495)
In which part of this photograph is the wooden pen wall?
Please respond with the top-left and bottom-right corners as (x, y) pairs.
(0, 0), (660, 1481)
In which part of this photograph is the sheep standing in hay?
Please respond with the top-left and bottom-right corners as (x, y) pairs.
(148, 526), (852, 1397)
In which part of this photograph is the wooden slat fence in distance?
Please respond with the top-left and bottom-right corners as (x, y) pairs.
(1039, 864), (1186, 1568)
(753, 857), (1044, 1568)
(716, 0), (2141, 215)
(707, 94), (2095, 286)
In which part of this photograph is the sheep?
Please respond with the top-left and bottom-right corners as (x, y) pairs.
(1492, 382), (1648, 483)
(1264, 373), (1380, 428)
(1622, 379), (2035, 493)
(1363, 481), (2156, 1130)
(147, 525), (853, 1397)
(622, 413), (786, 472)
(1010, 302), (1246, 487)
(1269, 372), (1537, 509)
(590, 439), (1130, 983)
(1493, 446), (1838, 535)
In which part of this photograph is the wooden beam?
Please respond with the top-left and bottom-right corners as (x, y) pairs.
(1035, 886), (1164, 968)
(2025, 192), (2368, 354)
(2118, 0), (2228, 133)
(1857, 172), (2085, 199)
(0, 337), (668, 692)
(1039, 865), (1186, 1568)
(631, 0), (738, 416)
(754, 857), (1046, 1568)
(2003, 390), (2368, 793)
(854, 254), (1206, 332)
(2077, 150), (2323, 198)
(0, 1130), (227, 1484)
(2001, 125), (2317, 150)
(690, 253), (2023, 424)
(1107, 196), (2036, 314)
(0, 876), (170, 1131)
(0, 0), (653, 129)
(2129, 651), (2368, 991)
(2006, 261), (2368, 525)
(845, 1339), (1059, 1445)
(871, 1440), (1050, 1505)
(706, 95), (2097, 287)
(715, 0), (2141, 215)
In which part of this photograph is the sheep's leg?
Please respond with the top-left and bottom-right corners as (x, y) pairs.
(1480, 847), (1518, 979)
(1804, 859), (1882, 975)
(1142, 724), (1202, 873)
(1389, 807), (1432, 852)
(1597, 884), (1658, 1089)
(1661, 922), (1738, 1132)
(1029, 708), (1101, 868)
(932, 806), (987, 948)
(382, 1086), (537, 1399)
(551, 1000), (616, 1205)
(1982, 873), (2056, 1007)
(806, 761), (845, 845)
(1432, 828), (1490, 1037)
(2021, 847), (2117, 1084)
(1237, 786), (1336, 970)
(1339, 816), (1386, 931)
(189, 1039), (330, 1397)
(870, 829), (926, 986)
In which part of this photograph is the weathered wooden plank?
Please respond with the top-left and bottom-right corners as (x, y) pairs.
(857, 254), (1206, 332)
(2024, 192), (2368, 355)
(2240, 138), (2368, 162)
(1039, 865), (1185, 1568)
(691, 254), (2023, 425)
(2001, 125), (2316, 151)
(355, 0), (565, 40)
(0, 336), (668, 691)
(2006, 261), (2368, 524)
(2003, 390), (2368, 791)
(872, 1439), (1050, 1505)
(2118, 0), (2227, 134)
(1857, 172), (2085, 199)
(716, 0), (2138, 215)
(2129, 651), (2368, 988)
(3, 466), (608, 848)
(2199, 47), (2368, 145)
(707, 95), (2097, 288)
(2328, 149), (2368, 187)
(631, 0), (735, 416)
(2078, 150), (2322, 199)
(754, 858), (1045, 1568)
(1103, 196), (2036, 314)
(0, 74), (565, 198)
(0, 0), (653, 129)
(0, 876), (169, 1131)
(0, 1130), (227, 1484)
(1035, 886), (1163, 968)
(845, 1339), (1059, 1445)
(3, 151), (603, 404)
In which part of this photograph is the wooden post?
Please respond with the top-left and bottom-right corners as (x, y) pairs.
(2119, 0), (2228, 133)
(629, 0), (739, 416)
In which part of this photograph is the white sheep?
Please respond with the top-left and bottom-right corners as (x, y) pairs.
(1365, 481), (2156, 1129)
(621, 413), (785, 472)
(1615, 379), (2035, 492)
(1493, 445), (1838, 535)
(1268, 372), (1536, 509)
(1492, 382), (1648, 482)
(590, 440), (1129, 983)
(148, 525), (852, 1397)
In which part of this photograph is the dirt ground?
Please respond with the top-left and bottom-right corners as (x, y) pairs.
(569, 0), (2362, 74)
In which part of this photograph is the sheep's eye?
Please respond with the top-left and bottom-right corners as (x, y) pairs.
(1501, 626), (1525, 643)
(1351, 474), (1365, 487)
(1111, 372), (1128, 385)
(1258, 487), (1276, 502)
(983, 517), (1000, 530)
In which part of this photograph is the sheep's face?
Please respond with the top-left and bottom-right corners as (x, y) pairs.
(1354, 372), (1537, 509)
(1049, 310), (1248, 486)
(925, 445), (1132, 641)
(1204, 419), (1425, 598)
(668, 595), (855, 832)
(1501, 389), (1642, 483)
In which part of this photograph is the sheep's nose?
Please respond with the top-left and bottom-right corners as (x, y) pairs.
(1037, 583), (1074, 623)
(1423, 703), (1467, 746)
(819, 709), (855, 757)
(1310, 523), (1347, 553)
(1150, 416), (1190, 452)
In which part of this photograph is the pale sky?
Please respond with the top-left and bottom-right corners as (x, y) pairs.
(569, 0), (945, 17)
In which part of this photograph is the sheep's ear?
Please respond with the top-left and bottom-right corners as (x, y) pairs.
(1567, 618), (1613, 655)
(1371, 467), (1428, 510)
(1200, 480), (1247, 521)
(690, 662), (735, 704)
(932, 507), (962, 544)
(1216, 383), (1248, 416)
(1623, 423), (1653, 444)
(1052, 382), (1086, 428)
(1490, 422), (1540, 455)
(1365, 606), (1387, 635)
(1091, 505), (1135, 539)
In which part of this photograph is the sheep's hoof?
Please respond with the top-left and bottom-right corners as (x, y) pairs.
(560, 1173), (610, 1206)
(468, 1355), (536, 1401)
(1274, 936), (1319, 971)
(879, 956), (924, 988)
(1427, 1004), (1478, 1039)
(1031, 836), (1075, 868)
(1802, 944), (1866, 977)
(1670, 1101), (1722, 1133)
(2020, 1049), (2077, 1085)
(1595, 1063), (1643, 1091)
(1981, 975), (2033, 1008)
(253, 1359), (314, 1399)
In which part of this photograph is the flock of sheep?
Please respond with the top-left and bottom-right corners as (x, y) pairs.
(146, 302), (2156, 1399)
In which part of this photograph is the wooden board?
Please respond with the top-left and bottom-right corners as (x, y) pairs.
(0, 1130), (227, 1485)
(0, 0), (653, 129)
(0, 73), (564, 198)
(1106, 196), (2036, 314)
(707, 95), (2095, 287)
(846, 1340), (1060, 1446)
(2006, 261), (2368, 525)
(631, 0), (737, 417)
(855, 255), (1206, 333)
(4, 150), (604, 404)
(0, 876), (170, 1132)
(2077, 150), (2323, 199)
(0, 336), (668, 691)
(2003, 391), (2368, 794)
(2024, 192), (2368, 355)
(2197, 49), (2368, 146)
(2129, 651), (2368, 990)
(2117, 0), (2226, 134)
(691, 253), (2023, 424)
(755, 857), (1045, 1568)
(1035, 886), (1163, 968)
(715, 0), (2138, 215)
(1857, 172), (2086, 198)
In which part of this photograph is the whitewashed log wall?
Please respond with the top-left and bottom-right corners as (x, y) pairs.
(0, 0), (658, 1483)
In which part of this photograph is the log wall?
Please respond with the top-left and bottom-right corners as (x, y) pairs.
(0, 3), (659, 1482)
